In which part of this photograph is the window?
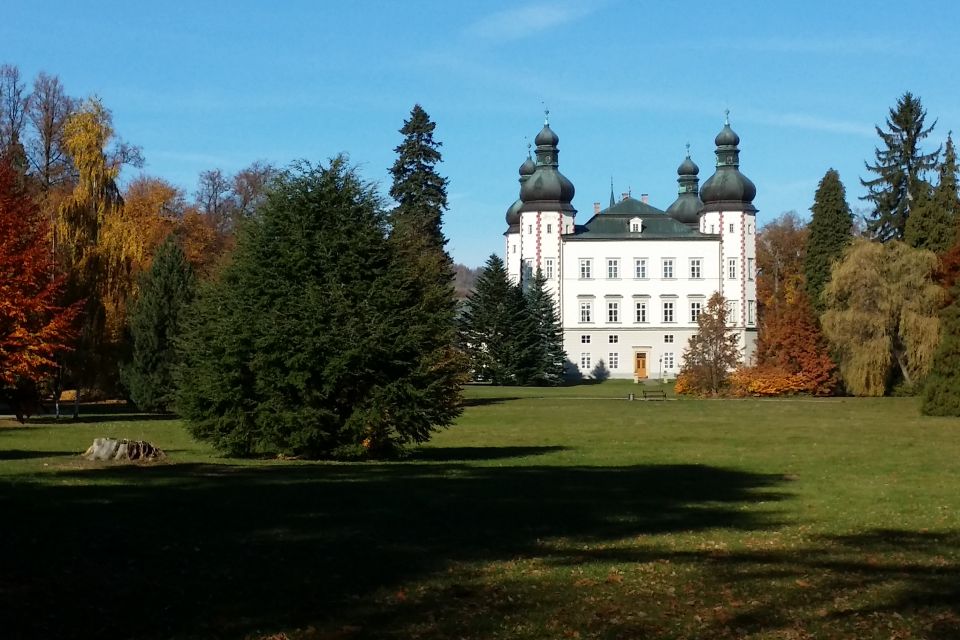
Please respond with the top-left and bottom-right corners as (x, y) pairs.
(608, 352), (620, 369)
(609, 335), (619, 344)
(662, 258), (674, 279)
(580, 352), (591, 370)
(546, 223), (552, 233)
(512, 244), (516, 254)
(663, 301), (675, 323)
(729, 223), (734, 233)
(690, 301), (702, 323)
(528, 224), (533, 234)
(728, 258), (737, 279)
(664, 334), (674, 343)
(545, 258), (554, 279)
(747, 257), (755, 281)
(689, 258), (702, 279)
(581, 334), (591, 344)
(663, 352), (675, 370)
(607, 301), (620, 323)
(579, 259), (592, 279)
(635, 301), (648, 323)
(710, 224), (715, 234)
(634, 258), (647, 279)
(630, 222), (640, 232)
(579, 301), (593, 323)
(522, 259), (533, 283)
(725, 300), (737, 325)
(748, 300), (756, 325)
(607, 258), (620, 279)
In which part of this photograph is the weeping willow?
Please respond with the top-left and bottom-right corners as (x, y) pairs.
(822, 240), (942, 396)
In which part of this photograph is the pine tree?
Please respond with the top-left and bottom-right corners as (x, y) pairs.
(504, 281), (542, 385)
(905, 134), (960, 254)
(861, 92), (940, 241)
(384, 104), (464, 445)
(122, 236), (195, 412)
(459, 254), (514, 384)
(922, 282), (960, 415)
(176, 157), (459, 458)
(804, 169), (852, 310)
(525, 268), (565, 385)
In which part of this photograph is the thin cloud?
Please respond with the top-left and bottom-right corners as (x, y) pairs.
(466, 2), (597, 40)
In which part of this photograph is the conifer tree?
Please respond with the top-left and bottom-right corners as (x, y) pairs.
(385, 104), (464, 439)
(459, 254), (514, 384)
(505, 280), (542, 385)
(176, 158), (459, 458)
(804, 169), (852, 310)
(905, 134), (960, 254)
(122, 236), (195, 412)
(861, 92), (940, 241)
(525, 268), (566, 385)
(922, 282), (960, 415)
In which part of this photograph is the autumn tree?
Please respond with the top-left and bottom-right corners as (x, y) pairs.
(195, 168), (233, 232)
(756, 211), (807, 310)
(0, 154), (79, 421)
(905, 134), (960, 254)
(805, 169), (853, 310)
(677, 292), (742, 395)
(862, 92), (940, 241)
(122, 236), (195, 412)
(0, 64), (28, 155)
(177, 158), (460, 458)
(821, 240), (943, 396)
(232, 160), (278, 218)
(26, 71), (75, 190)
(57, 97), (136, 398)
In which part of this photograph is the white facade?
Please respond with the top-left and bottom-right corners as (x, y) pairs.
(503, 118), (759, 380)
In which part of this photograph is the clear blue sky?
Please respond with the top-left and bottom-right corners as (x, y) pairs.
(4, 1), (960, 267)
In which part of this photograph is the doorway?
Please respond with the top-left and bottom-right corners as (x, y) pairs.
(634, 352), (647, 379)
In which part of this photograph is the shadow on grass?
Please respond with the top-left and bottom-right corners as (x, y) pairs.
(461, 396), (522, 407)
(0, 461), (786, 639)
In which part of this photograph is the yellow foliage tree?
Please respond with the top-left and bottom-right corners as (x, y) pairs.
(821, 240), (943, 395)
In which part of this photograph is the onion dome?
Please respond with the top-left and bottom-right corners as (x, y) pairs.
(519, 110), (576, 214)
(666, 145), (703, 225)
(506, 150), (536, 227)
(699, 112), (757, 214)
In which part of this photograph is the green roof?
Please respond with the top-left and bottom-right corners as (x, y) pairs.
(566, 197), (717, 240)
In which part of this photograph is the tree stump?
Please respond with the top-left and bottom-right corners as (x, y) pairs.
(83, 438), (165, 461)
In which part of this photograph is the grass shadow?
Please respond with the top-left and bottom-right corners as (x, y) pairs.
(0, 461), (786, 639)
(461, 396), (522, 407)
(0, 449), (77, 460)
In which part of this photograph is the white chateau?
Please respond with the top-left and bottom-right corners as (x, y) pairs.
(503, 113), (758, 380)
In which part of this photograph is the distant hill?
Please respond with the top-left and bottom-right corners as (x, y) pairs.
(453, 263), (479, 300)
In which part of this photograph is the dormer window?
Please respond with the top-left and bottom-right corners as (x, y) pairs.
(629, 217), (642, 234)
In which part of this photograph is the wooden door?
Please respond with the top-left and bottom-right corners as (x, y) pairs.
(634, 352), (647, 379)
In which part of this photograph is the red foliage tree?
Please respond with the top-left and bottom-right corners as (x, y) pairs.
(0, 155), (80, 420)
(753, 288), (837, 396)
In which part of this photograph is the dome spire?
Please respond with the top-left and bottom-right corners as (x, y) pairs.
(520, 115), (576, 214)
(666, 148), (703, 226)
(699, 115), (757, 213)
(609, 177), (615, 208)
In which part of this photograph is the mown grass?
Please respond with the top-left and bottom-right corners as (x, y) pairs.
(2, 386), (960, 639)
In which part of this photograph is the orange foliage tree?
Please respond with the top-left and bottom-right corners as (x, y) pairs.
(0, 155), (79, 420)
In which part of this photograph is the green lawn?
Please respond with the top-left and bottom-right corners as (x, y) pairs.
(2, 386), (960, 639)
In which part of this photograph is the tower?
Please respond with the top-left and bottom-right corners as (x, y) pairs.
(504, 147), (536, 279)
(665, 144), (703, 228)
(698, 113), (758, 350)
(509, 111), (576, 296)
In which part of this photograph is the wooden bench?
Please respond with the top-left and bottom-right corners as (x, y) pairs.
(640, 389), (667, 401)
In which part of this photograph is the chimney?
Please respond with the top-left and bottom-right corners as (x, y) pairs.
(621, 192), (630, 201)
(641, 193), (649, 204)
(593, 201), (601, 214)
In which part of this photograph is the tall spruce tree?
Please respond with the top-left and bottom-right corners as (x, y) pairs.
(861, 92), (940, 241)
(176, 158), (460, 458)
(459, 254), (514, 384)
(386, 104), (465, 426)
(922, 282), (960, 415)
(905, 133), (960, 254)
(122, 235), (195, 412)
(804, 169), (852, 310)
(526, 268), (565, 385)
